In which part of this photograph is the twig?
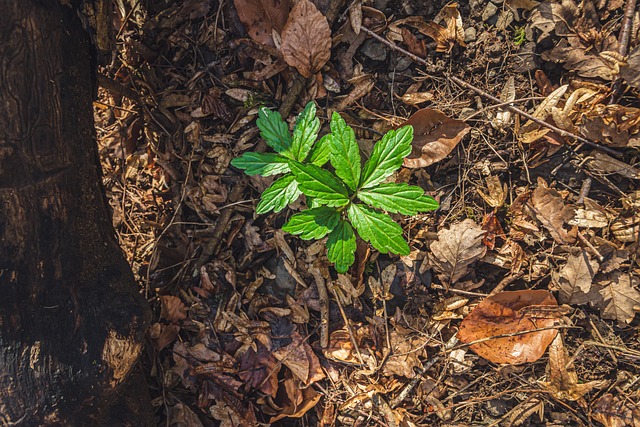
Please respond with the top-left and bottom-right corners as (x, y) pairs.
(359, 26), (623, 158)
(389, 356), (440, 408)
(311, 267), (330, 348)
(610, 0), (637, 102)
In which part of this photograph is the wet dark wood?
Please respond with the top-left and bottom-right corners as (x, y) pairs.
(0, 1), (152, 425)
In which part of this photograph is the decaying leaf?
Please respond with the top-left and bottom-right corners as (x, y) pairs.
(539, 334), (606, 401)
(402, 108), (470, 168)
(160, 295), (188, 323)
(580, 104), (640, 147)
(280, 0), (331, 78)
(420, 3), (466, 53)
(457, 290), (561, 365)
(269, 371), (322, 422)
(233, 0), (292, 47)
(551, 250), (599, 305)
(543, 38), (619, 80)
(272, 330), (325, 385)
(568, 198), (610, 228)
(477, 174), (507, 208)
(611, 215), (640, 243)
(596, 271), (640, 324)
(525, 177), (577, 244)
(429, 219), (486, 286)
(381, 331), (429, 378)
(586, 151), (640, 180)
(592, 393), (640, 427)
(620, 45), (640, 89)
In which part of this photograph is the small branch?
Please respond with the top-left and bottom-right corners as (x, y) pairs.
(359, 26), (623, 158)
(610, 0), (637, 103)
(311, 268), (330, 348)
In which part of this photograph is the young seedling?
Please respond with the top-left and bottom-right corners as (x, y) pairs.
(231, 102), (439, 273)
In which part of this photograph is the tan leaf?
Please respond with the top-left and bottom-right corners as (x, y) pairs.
(457, 290), (560, 365)
(169, 403), (204, 427)
(477, 174), (507, 208)
(280, 0), (331, 78)
(233, 0), (292, 47)
(592, 393), (640, 427)
(525, 177), (577, 244)
(381, 332), (428, 378)
(596, 271), (640, 324)
(492, 76), (515, 130)
(551, 250), (599, 305)
(429, 219), (486, 285)
(539, 334), (606, 401)
(402, 108), (470, 168)
(568, 198), (610, 228)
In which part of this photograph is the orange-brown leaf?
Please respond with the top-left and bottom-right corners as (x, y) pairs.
(402, 108), (470, 168)
(234, 0), (292, 47)
(457, 290), (560, 364)
(280, 0), (331, 78)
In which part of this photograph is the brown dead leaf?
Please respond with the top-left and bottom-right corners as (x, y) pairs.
(481, 212), (506, 250)
(620, 45), (640, 89)
(272, 330), (325, 385)
(543, 38), (619, 80)
(169, 403), (204, 427)
(586, 151), (640, 180)
(569, 198), (610, 228)
(280, 0), (331, 78)
(429, 219), (486, 286)
(233, 0), (292, 47)
(477, 174), (507, 208)
(160, 295), (187, 323)
(420, 3), (466, 53)
(596, 271), (640, 324)
(457, 290), (560, 364)
(381, 331), (429, 378)
(269, 372), (322, 422)
(402, 108), (470, 168)
(551, 249), (599, 305)
(592, 393), (640, 427)
(539, 334), (606, 401)
(238, 342), (280, 397)
(526, 177), (577, 244)
(580, 104), (640, 147)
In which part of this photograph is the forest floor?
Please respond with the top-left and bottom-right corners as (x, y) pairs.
(94, 0), (640, 425)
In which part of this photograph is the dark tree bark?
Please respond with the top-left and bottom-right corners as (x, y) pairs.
(0, 1), (152, 425)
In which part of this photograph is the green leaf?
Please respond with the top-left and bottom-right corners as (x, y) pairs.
(257, 107), (293, 157)
(327, 220), (357, 273)
(328, 112), (361, 191)
(256, 174), (301, 214)
(291, 102), (320, 161)
(360, 126), (413, 189)
(289, 162), (349, 207)
(282, 207), (340, 240)
(230, 152), (290, 176)
(347, 204), (409, 255)
(308, 134), (331, 166)
(357, 183), (439, 215)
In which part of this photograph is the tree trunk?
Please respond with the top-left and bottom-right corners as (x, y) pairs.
(0, 1), (152, 425)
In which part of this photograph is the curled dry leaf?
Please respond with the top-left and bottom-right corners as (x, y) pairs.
(233, 0), (292, 47)
(420, 3), (465, 53)
(280, 0), (331, 78)
(551, 249), (599, 305)
(457, 290), (561, 365)
(477, 174), (507, 208)
(525, 177), (577, 244)
(402, 108), (470, 168)
(539, 334), (606, 401)
(429, 219), (486, 286)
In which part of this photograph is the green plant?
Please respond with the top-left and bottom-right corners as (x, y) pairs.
(231, 102), (439, 273)
(513, 26), (526, 46)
